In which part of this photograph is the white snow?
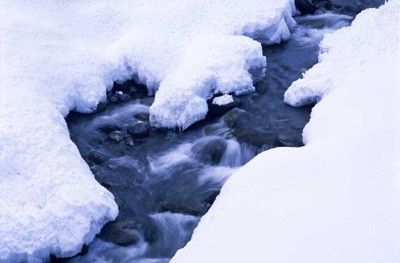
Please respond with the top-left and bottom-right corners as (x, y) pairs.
(212, 95), (235, 106)
(0, 0), (297, 260)
(173, 1), (400, 262)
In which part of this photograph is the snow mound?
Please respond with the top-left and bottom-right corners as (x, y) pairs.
(0, 89), (118, 261)
(173, 1), (400, 262)
(212, 94), (235, 106)
(0, 0), (296, 260)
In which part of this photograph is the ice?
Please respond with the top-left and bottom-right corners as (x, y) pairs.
(173, 1), (400, 262)
(0, 1), (297, 260)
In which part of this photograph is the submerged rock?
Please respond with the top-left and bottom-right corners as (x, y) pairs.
(100, 217), (158, 246)
(117, 92), (132, 102)
(85, 150), (108, 165)
(100, 220), (140, 246)
(124, 135), (135, 147)
(222, 108), (246, 128)
(312, 0), (386, 16)
(295, 0), (316, 14)
(191, 137), (227, 166)
(98, 123), (121, 133)
(133, 112), (150, 122)
(222, 108), (279, 149)
(109, 130), (124, 143)
(127, 121), (150, 138)
(94, 101), (108, 113)
(208, 95), (239, 118)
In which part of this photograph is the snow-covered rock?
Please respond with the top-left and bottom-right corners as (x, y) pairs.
(173, 1), (400, 262)
(212, 95), (235, 106)
(145, 1), (297, 128)
(0, 0), (297, 260)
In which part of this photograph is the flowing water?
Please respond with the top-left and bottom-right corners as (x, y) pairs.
(64, 12), (353, 263)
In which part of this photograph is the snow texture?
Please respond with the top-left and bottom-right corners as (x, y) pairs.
(0, 0), (296, 260)
(173, 1), (400, 262)
(212, 94), (234, 106)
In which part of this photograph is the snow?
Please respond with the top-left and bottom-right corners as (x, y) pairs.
(212, 95), (235, 106)
(173, 1), (400, 262)
(0, 0), (297, 260)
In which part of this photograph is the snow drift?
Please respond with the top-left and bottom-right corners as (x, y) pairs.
(0, 0), (297, 260)
(173, 1), (400, 262)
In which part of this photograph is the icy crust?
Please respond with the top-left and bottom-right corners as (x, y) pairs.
(173, 1), (400, 262)
(0, 0), (296, 260)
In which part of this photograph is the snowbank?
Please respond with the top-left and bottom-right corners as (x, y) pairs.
(173, 1), (400, 262)
(0, 0), (296, 260)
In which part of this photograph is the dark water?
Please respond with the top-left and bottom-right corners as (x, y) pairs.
(64, 13), (352, 263)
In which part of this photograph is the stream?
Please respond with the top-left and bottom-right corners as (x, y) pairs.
(64, 11), (353, 263)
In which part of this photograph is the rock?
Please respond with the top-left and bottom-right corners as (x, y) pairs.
(109, 130), (124, 143)
(124, 135), (135, 147)
(203, 121), (234, 138)
(212, 94), (234, 106)
(157, 200), (203, 216)
(133, 112), (150, 122)
(85, 150), (107, 165)
(109, 94), (119, 103)
(113, 82), (130, 93)
(128, 86), (138, 94)
(277, 134), (303, 147)
(99, 219), (141, 246)
(295, 0), (316, 14)
(191, 137), (227, 165)
(99, 217), (158, 245)
(98, 123), (121, 133)
(94, 101), (108, 113)
(118, 93), (132, 102)
(208, 95), (239, 117)
(204, 125), (219, 136)
(222, 108), (246, 128)
(127, 121), (150, 138)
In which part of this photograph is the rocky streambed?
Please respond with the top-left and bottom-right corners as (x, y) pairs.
(63, 9), (355, 263)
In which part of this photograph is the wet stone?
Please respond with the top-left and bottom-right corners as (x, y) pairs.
(222, 107), (246, 128)
(109, 130), (124, 143)
(124, 135), (135, 147)
(127, 121), (150, 138)
(235, 129), (280, 149)
(99, 219), (141, 246)
(97, 123), (121, 133)
(277, 134), (302, 147)
(191, 137), (227, 166)
(94, 101), (108, 113)
(118, 93), (132, 102)
(103, 161), (146, 186)
(85, 150), (107, 165)
(208, 98), (239, 118)
(109, 94), (119, 103)
(295, 0), (316, 14)
(204, 123), (231, 138)
(157, 200), (203, 216)
(133, 112), (150, 122)
(100, 217), (158, 245)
